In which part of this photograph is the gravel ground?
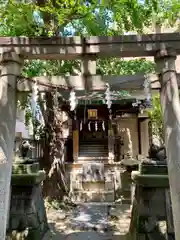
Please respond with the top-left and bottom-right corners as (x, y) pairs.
(43, 203), (131, 240)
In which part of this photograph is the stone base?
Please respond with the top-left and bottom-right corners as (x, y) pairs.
(68, 162), (133, 204)
(7, 173), (48, 240)
(71, 190), (115, 203)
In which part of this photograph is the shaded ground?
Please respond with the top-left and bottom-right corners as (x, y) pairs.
(43, 203), (131, 240)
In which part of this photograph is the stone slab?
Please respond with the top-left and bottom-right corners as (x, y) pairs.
(68, 204), (109, 230)
(43, 230), (127, 240)
(71, 191), (115, 203)
(45, 202), (131, 239)
(65, 231), (127, 240)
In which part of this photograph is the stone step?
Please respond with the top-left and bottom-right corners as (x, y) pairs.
(79, 145), (108, 157)
(78, 157), (109, 161)
(79, 145), (108, 150)
(79, 154), (109, 158)
(78, 202), (130, 207)
(82, 181), (105, 190)
(118, 189), (132, 200)
(71, 190), (115, 203)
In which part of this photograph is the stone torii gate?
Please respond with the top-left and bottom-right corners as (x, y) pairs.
(1, 34), (180, 239)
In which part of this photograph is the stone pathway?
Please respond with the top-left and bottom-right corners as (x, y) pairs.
(43, 203), (131, 240)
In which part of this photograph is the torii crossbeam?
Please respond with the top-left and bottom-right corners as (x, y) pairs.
(1, 33), (180, 59)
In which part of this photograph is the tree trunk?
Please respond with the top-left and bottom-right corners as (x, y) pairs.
(155, 49), (180, 239)
(34, 2), (72, 201)
(40, 92), (68, 201)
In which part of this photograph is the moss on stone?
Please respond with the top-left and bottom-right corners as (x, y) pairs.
(12, 163), (39, 175)
(140, 164), (168, 175)
(11, 171), (46, 186)
(135, 174), (169, 187)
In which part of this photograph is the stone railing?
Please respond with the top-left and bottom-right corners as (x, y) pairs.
(128, 161), (175, 240)
(6, 158), (48, 239)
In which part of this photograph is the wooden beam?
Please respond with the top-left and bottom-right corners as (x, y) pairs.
(17, 73), (180, 92)
(1, 33), (180, 59)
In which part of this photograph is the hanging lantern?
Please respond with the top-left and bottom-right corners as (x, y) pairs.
(105, 84), (112, 109)
(31, 81), (38, 117)
(143, 78), (152, 107)
(69, 89), (77, 111)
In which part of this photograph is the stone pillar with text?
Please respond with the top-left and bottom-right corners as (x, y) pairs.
(0, 51), (22, 239)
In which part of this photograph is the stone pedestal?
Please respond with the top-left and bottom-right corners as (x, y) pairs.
(6, 160), (48, 239)
(131, 161), (175, 239)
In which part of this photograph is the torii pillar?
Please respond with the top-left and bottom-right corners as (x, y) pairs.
(0, 51), (22, 239)
(155, 48), (180, 239)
